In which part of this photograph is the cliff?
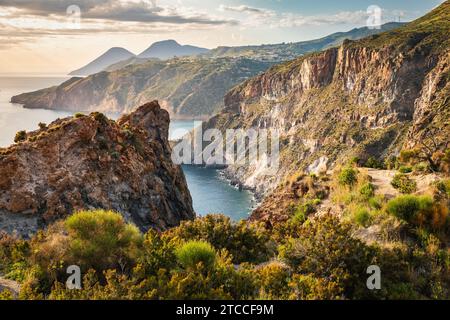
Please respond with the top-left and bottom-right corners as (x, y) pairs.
(202, 2), (450, 209)
(0, 101), (194, 236)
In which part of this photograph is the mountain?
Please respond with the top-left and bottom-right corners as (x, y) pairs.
(207, 22), (405, 61)
(12, 24), (402, 119)
(69, 47), (136, 76)
(0, 101), (194, 236)
(138, 40), (209, 59)
(199, 1), (450, 218)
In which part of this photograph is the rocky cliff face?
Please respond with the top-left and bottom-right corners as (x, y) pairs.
(0, 101), (194, 236)
(203, 2), (450, 205)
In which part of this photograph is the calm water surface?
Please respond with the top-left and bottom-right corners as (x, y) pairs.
(0, 76), (253, 220)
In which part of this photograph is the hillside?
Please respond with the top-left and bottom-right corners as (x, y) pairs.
(12, 24), (401, 119)
(69, 47), (136, 76)
(207, 23), (404, 61)
(12, 57), (272, 119)
(201, 1), (450, 205)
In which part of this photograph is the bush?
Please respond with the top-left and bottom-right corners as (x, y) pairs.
(91, 112), (108, 124)
(353, 208), (372, 227)
(399, 149), (420, 164)
(257, 262), (291, 299)
(368, 196), (383, 210)
(38, 122), (47, 130)
(413, 162), (428, 173)
(139, 229), (177, 275)
(386, 195), (431, 222)
(338, 167), (358, 187)
(385, 195), (449, 231)
(65, 210), (142, 271)
(398, 166), (413, 174)
(288, 274), (342, 300)
(14, 130), (27, 143)
(278, 215), (373, 297)
(175, 241), (216, 270)
(365, 157), (384, 169)
(435, 179), (450, 198)
(359, 183), (375, 199)
(167, 215), (272, 264)
(391, 174), (417, 194)
(74, 113), (85, 118)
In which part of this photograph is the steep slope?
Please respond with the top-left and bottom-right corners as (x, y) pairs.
(138, 40), (209, 59)
(12, 58), (272, 119)
(201, 2), (450, 203)
(0, 101), (194, 236)
(69, 47), (136, 76)
(208, 23), (404, 61)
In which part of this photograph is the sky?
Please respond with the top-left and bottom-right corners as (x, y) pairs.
(0, 0), (445, 74)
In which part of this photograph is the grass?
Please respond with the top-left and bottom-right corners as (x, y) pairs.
(175, 241), (216, 270)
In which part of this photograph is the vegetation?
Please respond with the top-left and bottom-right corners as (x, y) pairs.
(14, 130), (27, 143)
(338, 167), (358, 187)
(175, 241), (216, 270)
(386, 195), (448, 232)
(0, 197), (447, 300)
(391, 174), (417, 194)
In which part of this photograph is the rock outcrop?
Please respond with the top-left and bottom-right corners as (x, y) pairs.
(201, 2), (450, 217)
(0, 101), (194, 236)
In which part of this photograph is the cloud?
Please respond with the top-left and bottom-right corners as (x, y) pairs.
(277, 11), (369, 28)
(0, 0), (236, 25)
(0, 0), (237, 48)
(219, 5), (270, 15)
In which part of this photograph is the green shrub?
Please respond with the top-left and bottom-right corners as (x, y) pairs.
(391, 174), (417, 194)
(399, 149), (420, 164)
(175, 241), (216, 270)
(257, 262), (291, 299)
(167, 215), (272, 264)
(365, 157), (384, 169)
(368, 196), (383, 210)
(74, 113), (85, 118)
(435, 179), (450, 198)
(398, 166), (413, 173)
(65, 210), (142, 270)
(139, 229), (177, 275)
(278, 215), (373, 297)
(359, 183), (375, 199)
(338, 167), (358, 187)
(14, 130), (27, 143)
(413, 163), (428, 173)
(291, 200), (318, 223)
(38, 122), (47, 129)
(91, 112), (108, 124)
(386, 195), (433, 224)
(353, 208), (372, 227)
(288, 274), (342, 300)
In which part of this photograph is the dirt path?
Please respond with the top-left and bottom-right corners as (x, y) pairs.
(363, 168), (439, 198)
(0, 275), (20, 297)
(364, 168), (399, 199)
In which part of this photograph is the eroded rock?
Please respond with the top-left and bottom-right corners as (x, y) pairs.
(0, 101), (194, 236)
